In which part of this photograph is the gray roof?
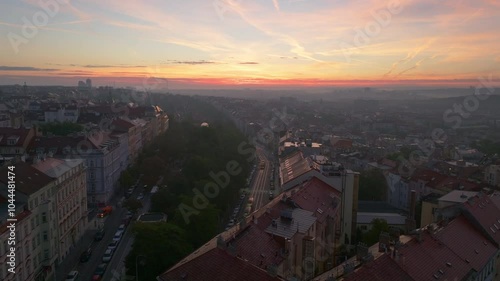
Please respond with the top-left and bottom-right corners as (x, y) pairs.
(439, 190), (478, 203)
(265, 208), (316, 239)
(33, 158), (83, 178)
(357, 212), (407, 225)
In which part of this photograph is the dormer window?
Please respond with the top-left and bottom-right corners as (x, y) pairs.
(7, 136), (19, 145)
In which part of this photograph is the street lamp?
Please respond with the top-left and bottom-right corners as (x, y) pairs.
(135, 255), (146, 281)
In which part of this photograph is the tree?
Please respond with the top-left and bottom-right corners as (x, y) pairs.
(40, 122), (83, 136)
(126, 223), (193, 281)
(119, 170), (134, 189)
(359, 169), (388, 201)
(362, 218), (390, 246)
(123, 198), (143, 214)
(172, 196), (220, 248)
(140, 156), (166, 186)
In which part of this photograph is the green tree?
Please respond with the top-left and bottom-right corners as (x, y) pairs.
(173, 196), (220, 248)
(119, 170), (134, 189)
(359, 169), (387, 201)
(40, 122), (83, 136)
(140, 156), (166, 186)
(123, 198), (143, 214)
(126, 223), (193, 281)
(362, 218), (390, 246)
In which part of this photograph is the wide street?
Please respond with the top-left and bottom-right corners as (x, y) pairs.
(250, 147), (273, 210)
(57, 183), (150, 281)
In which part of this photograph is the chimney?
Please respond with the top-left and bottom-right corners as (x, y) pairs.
(406, 190), (417, 232)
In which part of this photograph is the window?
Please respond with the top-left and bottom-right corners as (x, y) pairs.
(41, 212), (47, 223)
(44, 249), (49, 260)
(43, 231), (47, 241)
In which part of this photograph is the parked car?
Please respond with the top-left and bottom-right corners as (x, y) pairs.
(118, 224), (126, 232)
(269, 191), (274, 200)
(92, 263), (107, 281)
(108, 240), (118, 251)
(94, 228), (105, 241)
(112, 230), (123, 243)
(102, 249), (114, 263)
(65, 270), (79, 281)
(79, 247), (92, 263)
(137, 193), (144, 200)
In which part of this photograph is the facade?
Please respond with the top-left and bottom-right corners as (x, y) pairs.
(44, 106), (79, 123)
(0, 162), (56, 281)
(485, 165), (500, 187)
(32, 158), (88, 262)
(31, 134), (123, 207)
(385, 171), (410, 211)
(112, 118), (141, 163)
(0, 207), (33, 281)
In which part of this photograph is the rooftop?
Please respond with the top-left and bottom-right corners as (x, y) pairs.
(438, 190), (478, 204)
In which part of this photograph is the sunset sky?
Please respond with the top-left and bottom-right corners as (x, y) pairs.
(0, 0), (499, 89)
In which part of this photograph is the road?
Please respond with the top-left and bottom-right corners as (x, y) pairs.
(250, 147), (272, 210)
(58, 182), (149, 281)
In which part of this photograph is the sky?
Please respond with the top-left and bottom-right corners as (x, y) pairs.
(0, 0), (499, 89)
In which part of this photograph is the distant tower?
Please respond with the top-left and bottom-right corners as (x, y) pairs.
(23, 82), (27, 95)
(86, 78), (92, 89)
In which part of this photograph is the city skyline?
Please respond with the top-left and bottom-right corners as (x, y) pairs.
(0, 0), (499, 88)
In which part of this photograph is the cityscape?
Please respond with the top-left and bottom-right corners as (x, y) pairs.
(0, 1), (499, 281)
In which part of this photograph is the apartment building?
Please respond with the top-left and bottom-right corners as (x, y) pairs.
(0, 162), (56, 281)
(32, 158), (87, 262)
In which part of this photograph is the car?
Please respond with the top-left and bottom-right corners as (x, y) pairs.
(92, 263), (107, 281)
(122, 216), (131, 225)
(137, 194), (144, 200)
(113, 230), (123, 243)
(118, 224), (126, 232)
(65, 270), (79, 281)
(102, 249), (114, 263)
(108, 240), (118, 251)
(94, 229), (105, 241)
(79, 247), (92, 263)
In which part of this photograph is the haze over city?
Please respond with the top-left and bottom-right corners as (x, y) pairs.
(1, 1), (500, 281)
(1, 0), (499, 89)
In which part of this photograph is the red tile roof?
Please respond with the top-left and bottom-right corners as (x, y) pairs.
(397, 231), (473, 281)
(434, 215), (497, 272)
(158, 247), (284, 281)
(344, 254), (414, 281)
(230, 223), (284, 268)
(463, 193), (500, 245)
(0, 127), (32, 147)
(291, 177), (341, 223)
(331, 139), (353, 149)
(112, 118), (135, 130)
